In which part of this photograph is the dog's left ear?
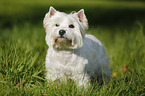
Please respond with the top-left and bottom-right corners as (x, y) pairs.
(75, 9), (88, 30)
(43, 6), (57, 29)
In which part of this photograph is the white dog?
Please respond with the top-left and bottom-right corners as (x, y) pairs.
(43, 6), (111, 88)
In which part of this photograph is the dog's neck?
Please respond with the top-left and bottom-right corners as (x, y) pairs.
(51, 47), (81, 56)
(53, 47), (76, 52)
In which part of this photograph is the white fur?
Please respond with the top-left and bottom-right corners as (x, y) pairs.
(43, 7), (111, 88)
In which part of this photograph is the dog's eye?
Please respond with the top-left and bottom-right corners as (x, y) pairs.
(55, 24), (59, 27)
(69, 24), (74, 28)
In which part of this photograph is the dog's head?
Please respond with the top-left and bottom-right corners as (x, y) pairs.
(43, 6), (88, 50)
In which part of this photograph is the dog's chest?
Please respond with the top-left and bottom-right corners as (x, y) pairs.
(46, 49), (88, 75)
(50, 50), (85, 65)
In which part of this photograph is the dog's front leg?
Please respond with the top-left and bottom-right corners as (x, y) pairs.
(72, 74), (90, 89)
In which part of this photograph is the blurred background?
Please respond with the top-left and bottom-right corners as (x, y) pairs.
(0, 0), (145, 28)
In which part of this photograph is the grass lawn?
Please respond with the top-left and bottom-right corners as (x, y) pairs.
(0, 22), (144, 95)
(0, 0), (145, 95)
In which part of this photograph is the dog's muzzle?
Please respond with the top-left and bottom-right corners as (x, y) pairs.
(53, 29), (74, 48)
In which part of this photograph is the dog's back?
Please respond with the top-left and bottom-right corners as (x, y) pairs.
(80, 34), (111, 84)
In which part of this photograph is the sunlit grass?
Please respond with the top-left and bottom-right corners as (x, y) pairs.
(0, 22), (144, 95)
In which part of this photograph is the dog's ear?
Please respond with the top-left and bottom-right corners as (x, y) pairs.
(49, 6), (57, 17)
(75, 9), (88, 30)
(43, 6), (57, 29)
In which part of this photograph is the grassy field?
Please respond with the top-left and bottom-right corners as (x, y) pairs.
(0, 22), (145, 95)
(0, 0), (145, 95)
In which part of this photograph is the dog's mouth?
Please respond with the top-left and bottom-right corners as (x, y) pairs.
(54, 37), (73, 49)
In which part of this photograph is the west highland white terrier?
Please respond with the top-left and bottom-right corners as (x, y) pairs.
(43, 6), (111, 88)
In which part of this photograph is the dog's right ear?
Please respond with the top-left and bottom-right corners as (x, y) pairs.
(48, 6), (57, 17)
(43, 6), (57, 29)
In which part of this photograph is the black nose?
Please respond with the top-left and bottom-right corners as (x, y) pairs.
(59, 29), (66, 36)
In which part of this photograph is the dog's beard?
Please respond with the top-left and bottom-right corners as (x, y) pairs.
(53, 37), (74, 49)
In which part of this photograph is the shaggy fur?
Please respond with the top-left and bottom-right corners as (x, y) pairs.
(43, 6), (111, 88)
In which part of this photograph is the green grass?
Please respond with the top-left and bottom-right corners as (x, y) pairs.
(0, 21), (145, 95)
(0, 0), (145, 95)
